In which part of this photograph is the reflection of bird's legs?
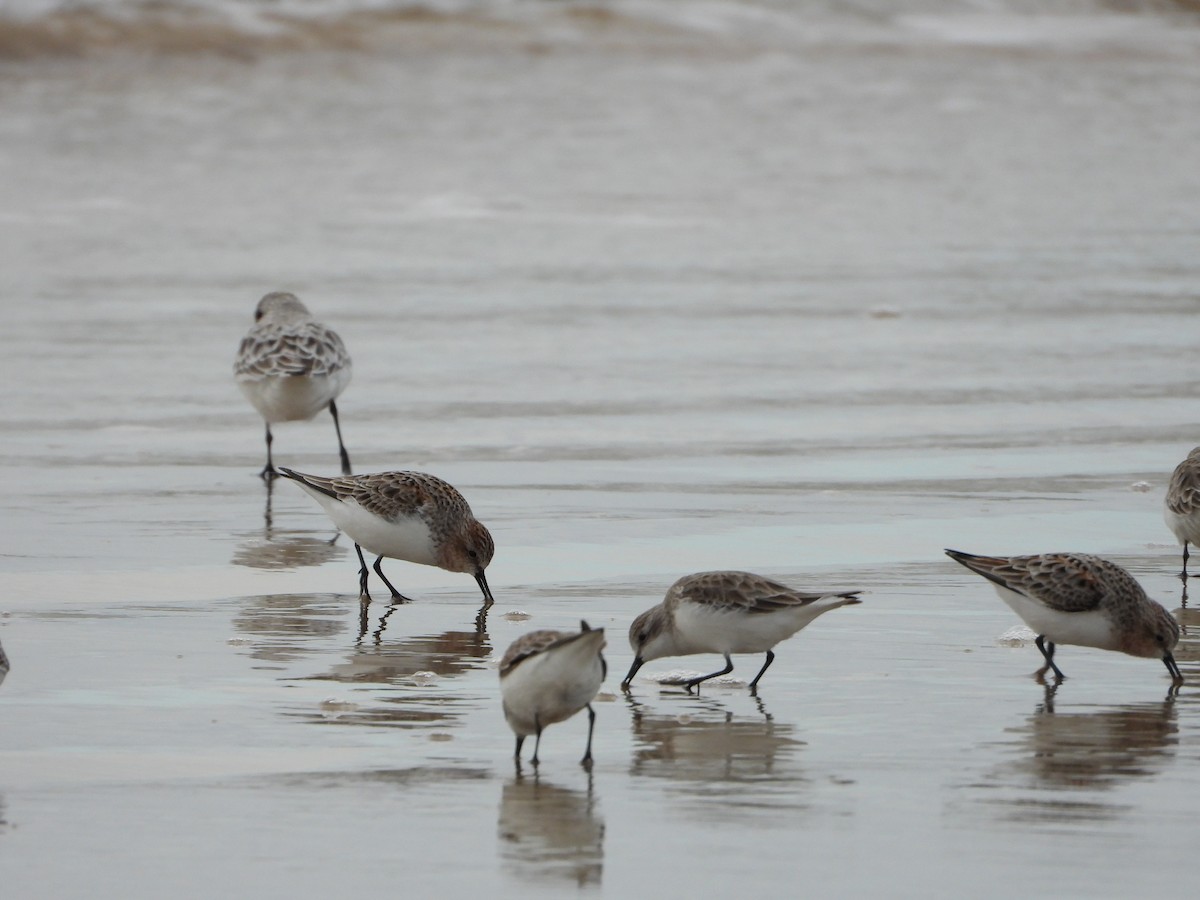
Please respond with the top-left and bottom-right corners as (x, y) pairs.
(329, 400), (352, 476)
(581, 703), (596, 768)
(752, 692), (773, 721)
(372, 601), (402, 645)
(1039, 680), (1059, 714)
(263, 477), (275, 535)
(684, 654), (734, 693)
(748, 650), (776, 692)
(1034, 635), (1065, 682)
(355, 544), (371, 600)
(356, 597), (370, 644)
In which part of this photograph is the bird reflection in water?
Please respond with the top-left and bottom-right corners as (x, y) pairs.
(1170, 592), (1200, 684)
(317, 629), (492, 684)
(970, 684), (1179, 824)
(625, 693), (808, 813)
(497, 772), (603, 888)
(356, 593), (491, 645)
(231, 593), (348, 663)
(231, 479), (344, 571)
(283, 629), (493, 730)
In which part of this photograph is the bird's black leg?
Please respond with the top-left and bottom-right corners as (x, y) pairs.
(1034, 635), (1065, 681)
(355, 543), (371, 600)
(532, 716), (542, 767)
(373, 556), (414, 602)
(1182, 542), (1191, 580)
(581, 703), (596, 768)
(684, 654), (734, 693)
(748, 650), (776, 692)
(329, 400), (352, 475)
(514, 734), (525, 761)
(260, 423), (278, 480)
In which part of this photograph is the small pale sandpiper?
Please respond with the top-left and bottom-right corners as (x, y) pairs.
(620, 570), (862, 693)
(500, 621), (607, 768)
(1164, 447), (1200, 578)
(234, 292), (353, 479)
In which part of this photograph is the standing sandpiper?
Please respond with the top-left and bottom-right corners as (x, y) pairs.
(1164, 447), (1200, 578)
(946, 549), (1182, 683)
(234, 292), (353, 479)
(500, 621), (607, 768)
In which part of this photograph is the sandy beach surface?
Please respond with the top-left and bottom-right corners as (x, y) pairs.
(2, 1), (1200, 896)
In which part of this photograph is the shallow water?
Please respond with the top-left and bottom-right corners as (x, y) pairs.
(3, 1), (1200, 896)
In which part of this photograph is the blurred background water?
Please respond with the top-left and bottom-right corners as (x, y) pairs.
(2, 1), (1200, 897)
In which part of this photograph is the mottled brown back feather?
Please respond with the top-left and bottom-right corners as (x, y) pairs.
(670, 570), (862, 614)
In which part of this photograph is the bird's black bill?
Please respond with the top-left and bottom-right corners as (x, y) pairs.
(475, 570), (494, 607)
(621, 657), (644, 689)
(1164, 653), (1184, 683)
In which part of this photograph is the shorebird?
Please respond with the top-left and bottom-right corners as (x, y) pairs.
(620, 570), (862, 693)
(945, 549), (1182, 683)
(234, 292), (353, 479)
(500, 621), (607, 767)
(277, 468), (495, 611)
(1164, 447), (1200, 578)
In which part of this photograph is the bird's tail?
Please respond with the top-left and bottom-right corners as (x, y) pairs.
(276, 466), (341, 500)
(944, 549), (1012, 588)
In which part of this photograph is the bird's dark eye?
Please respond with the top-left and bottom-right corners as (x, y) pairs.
(467, 549), (478, 560)
(637, 631), (647, 645)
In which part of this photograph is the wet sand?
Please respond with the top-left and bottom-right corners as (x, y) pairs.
(3, 5), (1200, 897)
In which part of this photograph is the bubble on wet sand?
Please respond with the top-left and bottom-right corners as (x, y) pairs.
(650, 670), (747, 688)
(997, 624), (1037, 646)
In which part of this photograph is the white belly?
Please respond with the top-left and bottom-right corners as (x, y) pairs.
(673, 599), (836, 656)
(993, 586), (1117, 650)
(238, 370), (350, 423)
(313, 495), (438, 566)
(501, 642), (605, 737)
(1164, 505), (1200, 546)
